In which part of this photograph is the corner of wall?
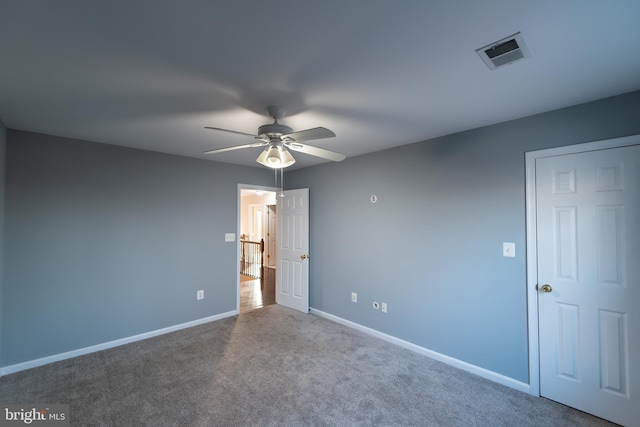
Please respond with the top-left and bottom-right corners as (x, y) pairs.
(0, 119), (7, 371)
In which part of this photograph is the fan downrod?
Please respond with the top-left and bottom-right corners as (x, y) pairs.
(266, 105), (286, 121)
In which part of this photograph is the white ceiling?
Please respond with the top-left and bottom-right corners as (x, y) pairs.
(1, 1), (639, 169)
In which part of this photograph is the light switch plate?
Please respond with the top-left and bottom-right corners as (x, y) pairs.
(224, 233), (236, 242)
(503, 242), (515, 257)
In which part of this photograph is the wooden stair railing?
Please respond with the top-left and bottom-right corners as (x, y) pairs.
(240, 239), (264, 279)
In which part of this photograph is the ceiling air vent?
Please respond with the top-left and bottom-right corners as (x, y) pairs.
(476, 32), (530, 70)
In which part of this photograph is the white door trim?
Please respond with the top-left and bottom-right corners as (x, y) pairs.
(525, 134), (640, 396)
(237, 183), (280, 313)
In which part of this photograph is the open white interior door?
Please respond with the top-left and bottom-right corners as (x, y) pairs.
(276, 188), (309, 313)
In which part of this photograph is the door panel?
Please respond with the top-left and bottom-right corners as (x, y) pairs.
(556, 302), (580, 381)
(599, 310), (628, 396)
(536, 145), (639, 426)
(276, 189), (309, 313)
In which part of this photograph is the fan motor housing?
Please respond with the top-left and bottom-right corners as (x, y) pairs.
(258, 123), (293, 137)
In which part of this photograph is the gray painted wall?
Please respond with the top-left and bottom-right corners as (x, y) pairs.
(0, 119), (6, 366)
(2, 90), (639, 381)
(287, 90), (640, 383)
(2, 131), (272, 366)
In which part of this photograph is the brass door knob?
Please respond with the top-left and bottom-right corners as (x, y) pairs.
(300, 254), (309, 260)
(541, 284), (553, 293)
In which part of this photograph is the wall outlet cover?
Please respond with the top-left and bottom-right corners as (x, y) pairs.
(503, 242), (515, 257)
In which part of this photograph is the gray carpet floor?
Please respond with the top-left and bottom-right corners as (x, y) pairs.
(0, 305), (617, 426)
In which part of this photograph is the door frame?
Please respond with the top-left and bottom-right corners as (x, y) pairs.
(525, 134), (640, 396)
(237, 183), (280, 313)
(266, 204), (277, 267)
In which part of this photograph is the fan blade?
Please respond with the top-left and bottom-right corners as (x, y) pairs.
(284, 142), (346, 162)
(203, 141), (268, 155)
(282, 127), (336, 143)
(204, 126), (260, 138)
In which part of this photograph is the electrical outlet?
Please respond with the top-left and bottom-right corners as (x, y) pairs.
(351, 292), (357, 303)
(381, 302), (387, 313)
(197, 290), (204, 300)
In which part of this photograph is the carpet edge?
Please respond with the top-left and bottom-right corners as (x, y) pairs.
(0, 310), (238, 376)
(309, 307), (531, 395)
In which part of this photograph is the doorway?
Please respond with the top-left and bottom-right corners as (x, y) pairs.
(238, 185), (278, 313)
(525, 135), (640, 426)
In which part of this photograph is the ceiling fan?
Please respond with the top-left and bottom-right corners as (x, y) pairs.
(203, 106), (345, 168)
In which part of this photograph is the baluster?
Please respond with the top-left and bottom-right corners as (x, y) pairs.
(260, 238), (265, 288)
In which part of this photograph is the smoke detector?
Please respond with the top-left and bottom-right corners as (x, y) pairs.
(476, 32), (530, 70)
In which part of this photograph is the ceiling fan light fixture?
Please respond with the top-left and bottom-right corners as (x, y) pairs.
(204, 105), (343, 166)
(256, 144), (296, 168)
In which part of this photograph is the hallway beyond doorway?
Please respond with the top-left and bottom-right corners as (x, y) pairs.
(240, 267), (275, 313)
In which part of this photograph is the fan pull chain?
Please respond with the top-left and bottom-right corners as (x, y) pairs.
(279, 167), (285, 198)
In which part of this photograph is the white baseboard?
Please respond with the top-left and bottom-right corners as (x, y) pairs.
(310, 308), (530, 394)
(0, 310), (238, 376)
